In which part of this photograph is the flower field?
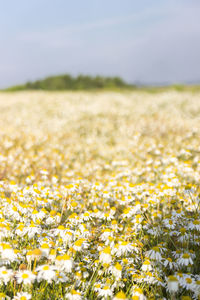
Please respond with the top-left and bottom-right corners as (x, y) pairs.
(0, 90), (200, 300)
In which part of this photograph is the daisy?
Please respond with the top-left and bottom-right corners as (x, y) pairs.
(0, 243), (17, 262)
(163, 218), (176, 230)
(55, 254), (73, 272)
(116, 241), (133, 256)
(99, 246), (112, 264)
(167, 275), (179, 293)
(13, 292), (31, 300)
(141, 259), (152, 272)
(23, 223), (41, 239)
(81, 211), (93, 221)
(113, 291), (127, 300)
(94, 283), (102, 292)
(54, 225), (66, 238)
(92, 182), (103, 191)
(0, 267), (13, 285)
(40, 243), (50, 257)
(162, 257), (175, 270)
(101, 211), (114, 221)
(100, 229), (113, 241)
(194, 280), (200, 298)
(7, 205), (21, 221)
(55, 271), (68, 283)
(46, 213), (61, 225)
(177, 253), (193, 267)
(112, 241), (132, 257)
(112, 262), (122, 279)
(15, 270), (36, 285)
(122, 207), (134, 219)
(26, 248), (42, 262)
(36, 264), (56, 283)
(15, 223), (25, 237)
(48, 249), (57, 261)
(73, 239), (88, 251)
(62, 231), (73, 245)
(181, 275), (196, 291)
(146, 247), (162, 262)
(177, 228), (189, 243)
(31, 209), (40, 222)
(98, 286), (113, 298)
(0, 292), (10, 300)
(37, 208), (48, 220)
(188, 219), (200, 231)
(65, 290), (82, 300)
(131, 287), (146, 300)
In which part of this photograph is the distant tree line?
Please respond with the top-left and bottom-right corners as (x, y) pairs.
(6, 74), (134, 91)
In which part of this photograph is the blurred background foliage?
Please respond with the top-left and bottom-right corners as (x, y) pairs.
(5, 74), (133, 91)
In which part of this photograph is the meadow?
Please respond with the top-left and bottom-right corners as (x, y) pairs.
(0, 90), (199, 300)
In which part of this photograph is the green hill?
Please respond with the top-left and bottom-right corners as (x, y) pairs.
(5, 74), (134, 91)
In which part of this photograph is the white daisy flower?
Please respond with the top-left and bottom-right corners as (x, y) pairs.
(55, 254), (73, 272)
(36, 264), (56, 283)
(65, 289), (82, 300)
(112, 262), (122, 280)
(113, 291), (127, 300)
(0, 267), (13, 285)
(162, 257), (176, 270)
(99, 246), (112, 264)
(13, 292), (31, 300)
(98, 286), (113, 298)
(146, 247), (162, 262)
(177, 253), (193, 267)
(15, 270), (36, 285)
(141, 259), (152, 272)
(167, 275), (179, 293)
(23, 223), (41, 239)
(131, 286), (146, 300)
(188, 219), (200, 231)
(0, 243), (17, 262)
(113, 241), (133, 257)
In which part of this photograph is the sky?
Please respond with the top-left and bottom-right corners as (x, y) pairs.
(0, 0), (200, 88)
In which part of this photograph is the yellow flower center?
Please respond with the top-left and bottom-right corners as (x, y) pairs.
(180, 228), (186, 234)
(186, 278), (192, 284)
(32, 249), (42, 256)
(115, 291), (126, 299)
(74, 239), (83, 247)
(115, 262), (122, 271)
(168, 275), (178, 282)
(41, 243), (49, 249)
(193, 220), (200, 225)
(22, 273), (29, 279)
(152, 246), (159, 252)
(62, 254), (70, 261)
(182, 253), (190, 259)
(2, 244), (12, 250)
(121, 241), (128, 246)
(71, 290), (80, 295)
(103, 246), (111, 254)
(58, 225), (65, 230)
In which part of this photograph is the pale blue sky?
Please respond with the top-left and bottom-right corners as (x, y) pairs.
(0, 0), (200, 87)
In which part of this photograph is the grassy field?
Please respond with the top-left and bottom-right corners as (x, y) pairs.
(0, 91), (200, 299)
